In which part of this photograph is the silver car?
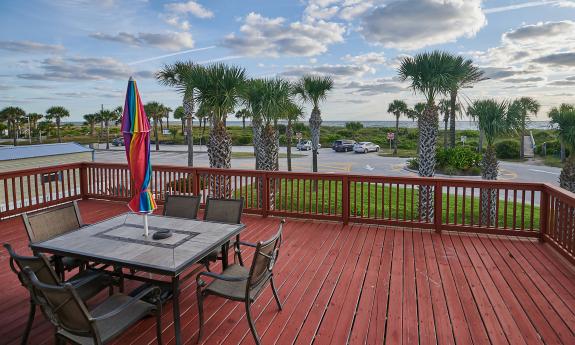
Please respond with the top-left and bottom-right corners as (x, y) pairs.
(353, 141), (380, 153)
(296, 140), (321, 151)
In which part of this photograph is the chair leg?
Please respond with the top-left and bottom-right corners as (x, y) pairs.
(245, 300), (261, 345)
(196, 288), (205, 343)
(270, 276), (282, 311)
(234, 242), (244, 266)
(21, 300), (35, 345)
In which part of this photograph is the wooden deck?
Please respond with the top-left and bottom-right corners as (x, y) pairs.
(1, 199), (575, 345)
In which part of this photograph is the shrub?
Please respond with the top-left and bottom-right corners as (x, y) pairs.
(407, 158), (419, 170)
(495, 140), (520, 159)
(406, 130), (419, 140)
(235, 135), (252, 145)
(536, 140), (571, 157)
(436, 147), (481, 170)
(166, 175), (203, 193)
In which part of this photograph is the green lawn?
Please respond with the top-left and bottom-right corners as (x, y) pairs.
(235, 179), (540, 229)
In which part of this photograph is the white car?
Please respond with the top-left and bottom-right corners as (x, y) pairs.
(296, 140), (321, 151)
(353, 141), (380, 153)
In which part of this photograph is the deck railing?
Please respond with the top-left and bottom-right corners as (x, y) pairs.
(1, 162), (573, 264)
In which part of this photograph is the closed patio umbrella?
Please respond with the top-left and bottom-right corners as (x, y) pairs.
(121, 77), (156, 236)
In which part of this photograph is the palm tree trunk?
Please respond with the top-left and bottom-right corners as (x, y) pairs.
(559, 155), (575, 193)
(154, 118), (159, 151)
(443, 116), (448, 149)
(287, 119), (293, 171)
(90, 124), (95, 137)
(11, 121), (17, 146)
(242, 117), (246, 130)
(105, 121), (110, 150)
(449, 90), (457, 148)
(184, 93), (194, 167)
(480, 146), (498, 226)
(309, 106), (322, 173)
(478, 130), (484, 154)
(160, 119), (163, 133)
(56, 118), (62, 143)
(252, 117), (263, 170)
(207, 119), (232, 197)
(560, 140), (566, 163)
(417, 104), (438, 221)
(394, 114), (399, 156)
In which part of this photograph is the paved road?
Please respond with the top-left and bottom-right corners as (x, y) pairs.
(95, 144), (561, 186)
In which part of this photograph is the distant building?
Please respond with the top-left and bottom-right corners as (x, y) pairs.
(0, 143), (94, 173)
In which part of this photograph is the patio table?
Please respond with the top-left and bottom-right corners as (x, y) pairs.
(30, 212), (245, 345)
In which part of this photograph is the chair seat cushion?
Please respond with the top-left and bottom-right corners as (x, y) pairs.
(68, 269), (113, 301)
(57, 294), (155, 345)
(205, 264), (269, 302)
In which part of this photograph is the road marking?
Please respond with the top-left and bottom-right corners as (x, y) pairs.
(529, 169), (559, 175)
(365, 164), (374, 171)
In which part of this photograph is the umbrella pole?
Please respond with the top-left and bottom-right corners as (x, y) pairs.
(143, 213), (149, 237)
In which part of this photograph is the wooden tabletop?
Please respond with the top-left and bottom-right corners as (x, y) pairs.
(30, 213), (245, 276)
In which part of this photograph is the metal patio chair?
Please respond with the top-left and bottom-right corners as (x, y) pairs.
(163, 194), (201, 220)
(22, 201), (87, 279)
(200, 197), (245, 270)
(4, 244), (115, 345)
(196, 219), (284, 345)
(21, 267), (163, 345)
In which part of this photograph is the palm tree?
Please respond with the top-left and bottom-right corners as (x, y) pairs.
(165, 106), (172, 130)
(191, 63), (246, 196)
(173, 106), (186, 136)
(468, 99), (518, 225)
(0, 106), (25, 146)
(98, 108), (121, 150)
(83, 113), (98, 137)
(284, 100), (304, 172)
(157, 61), (205, 166)
(45, 106), (70, 143)
(510, 97), (540, 159)
(448, 56), (484, 148)
(241, 79), (266, 170)
(235, 108), (250, 130)
(549, 104), (575, 192)
(144, 102), (165, 151)
(27, 113), (43, 141)
(398, 51), (455, 220)
(439, 99), (450, 149)
(387, 100), (408, 156)
(294, 75), (334, 173)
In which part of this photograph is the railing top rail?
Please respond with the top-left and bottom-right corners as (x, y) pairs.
(0, 163), (83, 179)
(544, 183), (575, 204)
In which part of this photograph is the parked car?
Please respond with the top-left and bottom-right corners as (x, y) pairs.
(296, 140), (321, 151)
(353, 141), (380, 153)
(112, 137), (124, 146)
(332, 139), (356, 152)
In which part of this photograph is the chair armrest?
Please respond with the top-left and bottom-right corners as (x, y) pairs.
(89, 286), (161, 321)
(237, 241), (257, 248)
(196, 271), (248, 286)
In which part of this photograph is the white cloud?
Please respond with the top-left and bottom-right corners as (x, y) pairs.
(280, 63), (375, 80)
(485, 0), (575, 13)
(17, 57), (152, 81)
(164, 1), (214, 18)
(343, 78), (407, 96)
(342, 52), (386, 65)
(360, 0), (486, 50)
(223, 12), (345, 57)
(90, 31), (195, 51)
(0, 40), (65, 54)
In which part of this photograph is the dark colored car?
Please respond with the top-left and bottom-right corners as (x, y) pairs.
(112, 137), (124, 146)
(332, 139), (356, 152)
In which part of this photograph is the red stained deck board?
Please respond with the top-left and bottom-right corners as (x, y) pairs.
(1, 200), (575, 345)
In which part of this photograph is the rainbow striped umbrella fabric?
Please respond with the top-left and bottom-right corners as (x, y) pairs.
(121, 77), (157, 214)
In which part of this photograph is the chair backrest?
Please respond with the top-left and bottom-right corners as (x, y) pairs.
(22, 267), (94, 337)
(163, 194), (201, 219)
(204, 197), (244, 224)
(22, 201), (83, 243)
(247, 220), (284, 291)
(3, 243), (61, 288)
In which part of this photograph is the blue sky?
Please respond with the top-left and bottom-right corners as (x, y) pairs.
(1, 0), (574, 121)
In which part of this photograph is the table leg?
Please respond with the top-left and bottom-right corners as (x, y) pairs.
(221, 242), (230, 269)
(172, 276), (181, 345)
